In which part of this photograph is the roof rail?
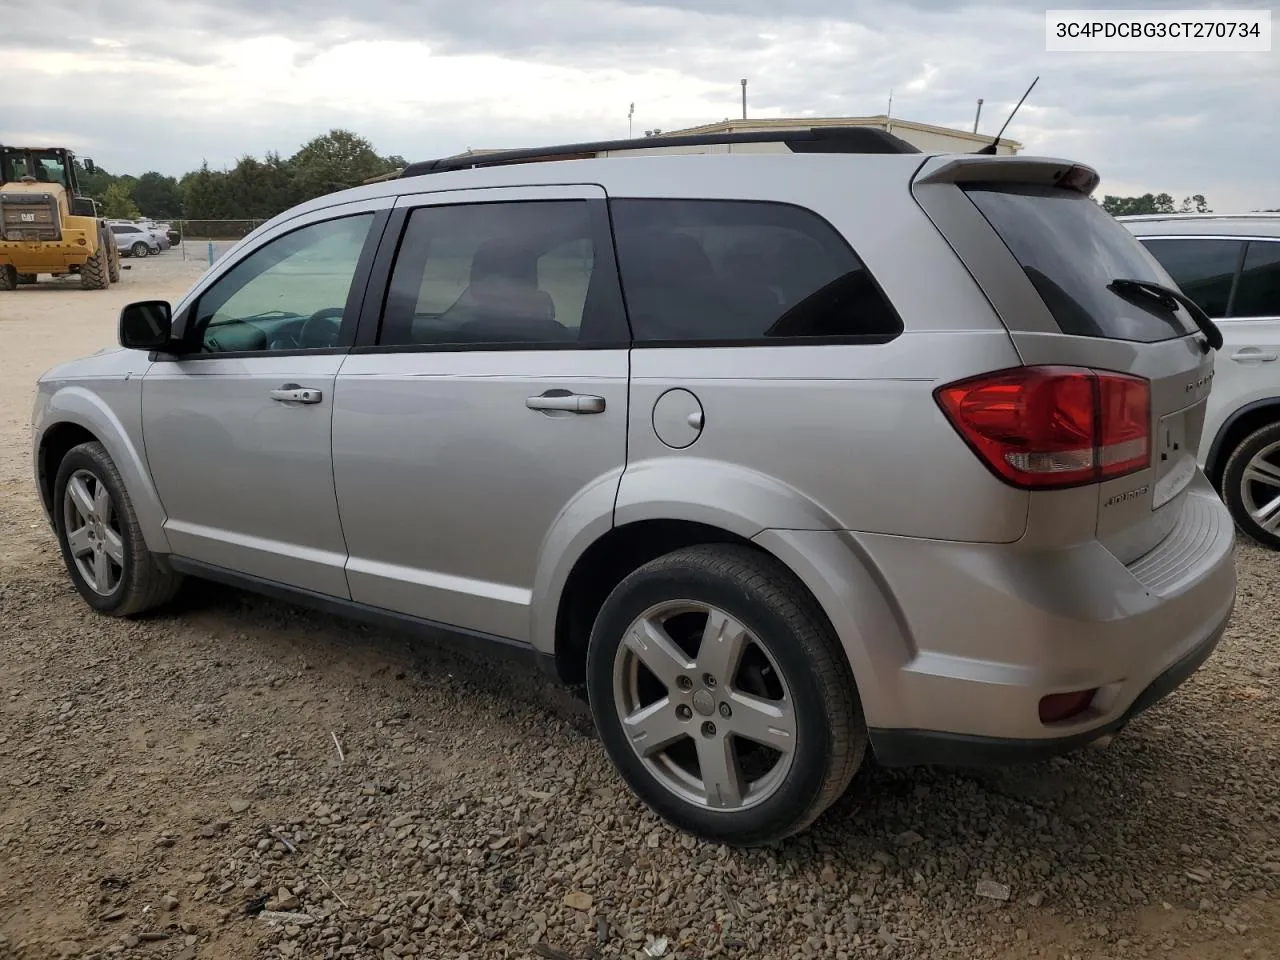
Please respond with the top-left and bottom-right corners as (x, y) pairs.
(400, 127), (922, 178)
(1116, 212), (1280, 221)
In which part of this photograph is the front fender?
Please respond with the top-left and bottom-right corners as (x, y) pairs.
(36, 383), (171, 554)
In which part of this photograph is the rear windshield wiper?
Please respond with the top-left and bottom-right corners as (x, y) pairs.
(1108, 278), (1223, 351)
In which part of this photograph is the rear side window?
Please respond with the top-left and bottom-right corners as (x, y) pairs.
(1137, 238), (1244, 318)
(1235, 240), (1280, 318)
(963, 184), (1199, 343)
(610, 199), (902, 344)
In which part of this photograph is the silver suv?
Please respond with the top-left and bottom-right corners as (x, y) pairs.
(32, 130), (1237, 846)
(1120, 214), (1280, 549)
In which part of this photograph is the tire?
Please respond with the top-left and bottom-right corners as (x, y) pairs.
(80, 246), (109, 289)
(1221, 421), (1280, 550)
(15, 273), (37, 284)
(108, 248), (121, 283)
(53, 441), (182, 616)
(131, 242), (149, 258)
(0, 265), (15, 290)
(585, 544), (866, 846)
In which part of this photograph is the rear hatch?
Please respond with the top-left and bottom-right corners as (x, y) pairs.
(911, 155), (1219, 561)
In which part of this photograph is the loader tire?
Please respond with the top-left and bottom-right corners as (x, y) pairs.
(80, 246), (109, 290)
(0, 265), (16, 290)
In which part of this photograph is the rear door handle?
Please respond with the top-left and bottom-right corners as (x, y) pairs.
(526, 392), (606, 414)
(270, 384), (323, 404)
(1230, 349), (1278, 363)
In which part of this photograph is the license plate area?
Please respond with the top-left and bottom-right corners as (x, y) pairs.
(1153, 409), (1197, 509)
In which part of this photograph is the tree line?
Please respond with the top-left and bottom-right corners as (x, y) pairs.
(75, 129), (404, 223)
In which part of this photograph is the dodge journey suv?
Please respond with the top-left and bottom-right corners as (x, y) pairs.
(32, 129), (1237, 846)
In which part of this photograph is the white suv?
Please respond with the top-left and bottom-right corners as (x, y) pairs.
(1122, 214), (1280, 548)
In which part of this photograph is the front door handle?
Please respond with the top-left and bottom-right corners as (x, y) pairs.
(1230, 348), (1278, 363)
(270, 384), (323, 404)
(526, 392), (606, 414)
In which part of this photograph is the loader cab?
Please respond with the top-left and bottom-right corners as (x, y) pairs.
(0, 147), (97, 217)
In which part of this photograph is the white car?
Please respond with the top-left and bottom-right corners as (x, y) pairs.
(1122, 213), (1280, 548)
(108, 222), (162, 258)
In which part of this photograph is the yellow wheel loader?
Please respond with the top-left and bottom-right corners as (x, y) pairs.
(0, 146), (121, 290)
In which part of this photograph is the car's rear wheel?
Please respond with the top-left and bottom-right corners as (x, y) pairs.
(131, 241), (149, 258)
(586, 544), (866, 846)
(1222, 422), (1280, 550)
(53, 441), (182, 616)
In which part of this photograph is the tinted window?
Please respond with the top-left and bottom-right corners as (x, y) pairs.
(1234, 241), (1280, 318)
(1137, 238), (1243, 318)
(110, 225), (131, 235)
(192, 213), (374, 354)
(379, 201), (628, 347)
(610, 199), (902, 343)
(963, 184), (1199, 342)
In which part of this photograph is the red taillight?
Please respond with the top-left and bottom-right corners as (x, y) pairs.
(935, 366), (1150, 490)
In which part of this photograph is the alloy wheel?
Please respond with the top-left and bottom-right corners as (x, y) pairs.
(62, 469), (124, 596)
(1241, 440), (1280, 536)
(612, 600), (796, 811)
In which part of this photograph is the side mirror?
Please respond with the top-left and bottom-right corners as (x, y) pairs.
(83, 158), (97, 175)
(119, 300), (173, 350)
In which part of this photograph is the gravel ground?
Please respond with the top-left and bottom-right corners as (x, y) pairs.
(1, 259), (1278, 960)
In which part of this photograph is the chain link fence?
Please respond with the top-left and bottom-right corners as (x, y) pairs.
(161, 220), (265, 265)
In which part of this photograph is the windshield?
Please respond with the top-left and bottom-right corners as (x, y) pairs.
(963, 183), (1200, 343)
(1, 150), (71, 189)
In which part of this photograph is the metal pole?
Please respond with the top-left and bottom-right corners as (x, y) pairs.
(740, 79), (747, 120)
(973, 98), (984, 134)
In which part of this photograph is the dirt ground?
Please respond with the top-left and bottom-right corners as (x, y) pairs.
(0, 254), (1277, 960)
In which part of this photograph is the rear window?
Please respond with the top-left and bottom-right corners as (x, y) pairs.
(963, 184), (1199, 343)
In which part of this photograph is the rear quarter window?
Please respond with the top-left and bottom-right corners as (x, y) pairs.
(1235, 240), (1280, 318)
(610, 198), (903, 344)
(963, 184), (1200, 343)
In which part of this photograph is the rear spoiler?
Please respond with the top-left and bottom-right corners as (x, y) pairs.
(914, 155), (1100, 195)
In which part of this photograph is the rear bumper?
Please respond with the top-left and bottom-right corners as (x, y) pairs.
(869, 603), (1229, 766)
(0, 239), (93, 272)
(754, 473), (1236, 764)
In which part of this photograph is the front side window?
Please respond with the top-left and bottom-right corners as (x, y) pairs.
(1137, 237), (1244, 319)
(610, 199), (902, 343)
(1233, 241), (1280, 318)
(379, 200), (628, 347)
(191, 213), (374, 354)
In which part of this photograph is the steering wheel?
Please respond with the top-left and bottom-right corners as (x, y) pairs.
(298, 307), (346, 349)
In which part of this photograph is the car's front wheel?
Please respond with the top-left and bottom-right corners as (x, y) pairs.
(1221, 421), (1280, 550)
(53, 441), (182, 616)
(586, 544), (866, 846)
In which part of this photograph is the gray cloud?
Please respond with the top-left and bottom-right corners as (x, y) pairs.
(3, 0), (1276, 210)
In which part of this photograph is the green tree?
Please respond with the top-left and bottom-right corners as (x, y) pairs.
(289, 129), (400, 200)
(132, 172), (182, 220)
(1101, 193), (1177, 216)
(1179, 194), (1212, 213)
(101, 182), (141, 219)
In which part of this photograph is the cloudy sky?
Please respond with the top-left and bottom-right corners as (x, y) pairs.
(4, 0), (1277, 210)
